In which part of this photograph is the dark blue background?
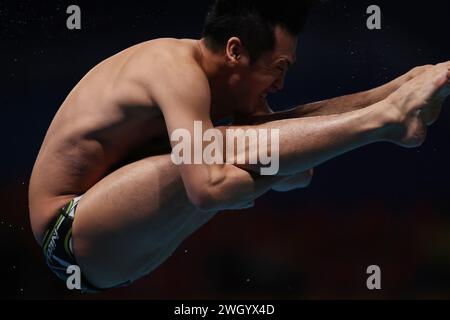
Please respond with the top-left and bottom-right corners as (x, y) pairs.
(1, 0), (450, 299)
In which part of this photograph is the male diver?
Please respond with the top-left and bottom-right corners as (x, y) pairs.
(29, 0), (450, 291)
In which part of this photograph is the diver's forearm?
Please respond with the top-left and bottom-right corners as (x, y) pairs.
(291, 89), (380, 117)
(287, 78), (405, 118)
(234, 79), (403, 125)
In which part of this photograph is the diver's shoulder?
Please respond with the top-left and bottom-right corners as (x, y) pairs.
(133, 38), (208, 98)
(134, 38), (204, 79)
(140, 37), (197, 51)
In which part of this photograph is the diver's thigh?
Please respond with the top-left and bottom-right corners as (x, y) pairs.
(71, 154), (204, 288)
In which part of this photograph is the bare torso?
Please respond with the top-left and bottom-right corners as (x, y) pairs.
(29, 38), (205, 244)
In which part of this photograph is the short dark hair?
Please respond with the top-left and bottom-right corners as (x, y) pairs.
(202, 0), (315, 62)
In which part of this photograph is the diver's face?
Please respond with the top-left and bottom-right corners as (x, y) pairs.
(229, 25), (297, 112)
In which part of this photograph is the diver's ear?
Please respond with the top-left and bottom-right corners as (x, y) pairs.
(225, 37), (249, 66)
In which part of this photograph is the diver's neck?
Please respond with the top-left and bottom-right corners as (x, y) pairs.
(195, 39), (235, 120)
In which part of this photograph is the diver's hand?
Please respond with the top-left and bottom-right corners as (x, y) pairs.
(383, 63), (450, 148)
